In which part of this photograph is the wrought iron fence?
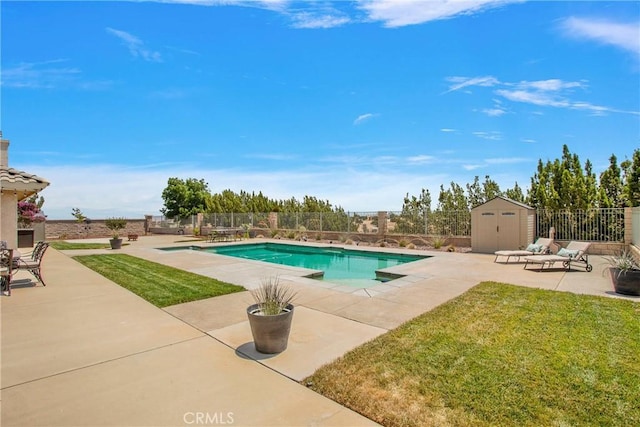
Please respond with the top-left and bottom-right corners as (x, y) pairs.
(536, 208), (625, 242)
(150, 207), (628, 242)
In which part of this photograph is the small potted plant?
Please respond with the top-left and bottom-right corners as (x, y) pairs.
(247, 276), (296, 354)
(105, 217), (127, 250)
(605, 249), (640, 296)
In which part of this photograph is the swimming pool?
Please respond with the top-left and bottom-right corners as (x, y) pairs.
(162, 243), (428, 288)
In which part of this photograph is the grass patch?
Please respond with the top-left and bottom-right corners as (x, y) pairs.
(305, 282), (640, 426)
(73, 254), (244, 307)
(50, 241), (112, 250)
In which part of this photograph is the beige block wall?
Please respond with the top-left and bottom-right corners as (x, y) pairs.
(45, 219), (146, 240)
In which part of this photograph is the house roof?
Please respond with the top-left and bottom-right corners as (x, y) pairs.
(0, 167), (50, 199)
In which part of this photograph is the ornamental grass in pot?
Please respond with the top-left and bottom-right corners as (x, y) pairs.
(605, 250), (640, 296)
(247, 276), (297, 354)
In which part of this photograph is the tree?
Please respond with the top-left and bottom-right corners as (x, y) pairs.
(437, 182), (467, 211)
(71, 207), (86, 222)
(622, 149), (640, 207)
(396, 189), (432, 234)
(504, 182), (525, 203)
(160, 177), (212, 220)
(466, 175), (501, 208)
(598, 154), (624, 208)
(527, 145), (596, 210)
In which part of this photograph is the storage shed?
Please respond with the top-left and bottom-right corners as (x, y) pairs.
(471, 196), (536, 253)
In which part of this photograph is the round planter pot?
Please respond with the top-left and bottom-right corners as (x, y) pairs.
(109, 238), (123, 250)
(247, 303), (294, 354)
(610, 267), (640, 296)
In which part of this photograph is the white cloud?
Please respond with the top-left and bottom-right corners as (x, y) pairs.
(561, 16), (640, 56)
(440, 128), (457, 132)
(443, 76), (640, 116)
(480, 108), (507, 117)
(353, 113), (378, 125)
(517, 79), (586, 92)
(290, 12), (350, 29)
(1, 60), (81, 89)
(462, 164), (483, 171)
(406, 155), (436, 164)
(27, 161), (458, 218)
(472, 131), (502, 141)
(357, 0), (522, 28)
(495, 89), (569, 108)
(1, 59), (114, 90)
(445, 75), (500, 93)
(106, 27), (162, 62)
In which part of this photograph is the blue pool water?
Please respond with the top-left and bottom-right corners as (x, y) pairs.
(163, 243), (428, 288)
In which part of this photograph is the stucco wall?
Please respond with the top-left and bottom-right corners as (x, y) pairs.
(0, 192), (19, 248)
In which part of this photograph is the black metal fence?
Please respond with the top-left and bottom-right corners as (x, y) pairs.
(150, 207), (629, 242)
(536, 208), (625, 242)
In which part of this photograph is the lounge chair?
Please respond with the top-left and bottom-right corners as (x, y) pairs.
(15, 242), (49, 286)
(494, 238), (554, 263)
(523, 241), (593, 272)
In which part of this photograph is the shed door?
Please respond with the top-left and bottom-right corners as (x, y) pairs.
(497, 210), (520, 250)
(476, 211), (499, 253)
(475, 210), (521, 252)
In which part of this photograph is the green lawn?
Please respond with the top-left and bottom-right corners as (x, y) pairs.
(305, 282), (640, 427)
(50, 241), (112, 250)
(73, 254), (244, 307)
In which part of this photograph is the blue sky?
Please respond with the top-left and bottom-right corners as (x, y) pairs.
(2, 0), (639, 219)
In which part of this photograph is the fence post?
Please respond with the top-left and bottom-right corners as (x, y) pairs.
(378, 211), (387, 236)
(624, 207), (632, 244)
(424, 211), (428, 235)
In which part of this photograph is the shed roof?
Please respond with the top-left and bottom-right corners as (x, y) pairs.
(472, 195), (534, 211)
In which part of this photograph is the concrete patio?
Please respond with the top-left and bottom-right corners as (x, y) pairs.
(2, 236), (637, 426)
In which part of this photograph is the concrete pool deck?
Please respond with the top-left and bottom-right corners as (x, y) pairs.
(2, 235), (637, 426)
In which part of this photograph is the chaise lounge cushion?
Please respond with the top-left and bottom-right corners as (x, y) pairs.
(525, 243), (543, 253)
(557, 248), (579, 258)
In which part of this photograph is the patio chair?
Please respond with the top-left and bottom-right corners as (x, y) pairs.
(523, 241), (593, 272)
(1, 248), (14, 296)
(17, 241), (45, 260)
(15, 242), (50, 286)
(494, 237), (554, 263)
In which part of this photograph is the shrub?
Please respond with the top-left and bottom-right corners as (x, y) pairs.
(431, 236), (446, 249)
(399, 239), (408, 248)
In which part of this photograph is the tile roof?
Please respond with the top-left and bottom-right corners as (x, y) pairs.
(0, 167), (50, 194)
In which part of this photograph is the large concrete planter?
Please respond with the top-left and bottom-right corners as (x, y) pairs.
(610, 267), (640, 296)
(247, 303), (294, 354)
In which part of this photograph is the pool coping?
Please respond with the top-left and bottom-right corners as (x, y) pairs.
(151, 239), (436, 296)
